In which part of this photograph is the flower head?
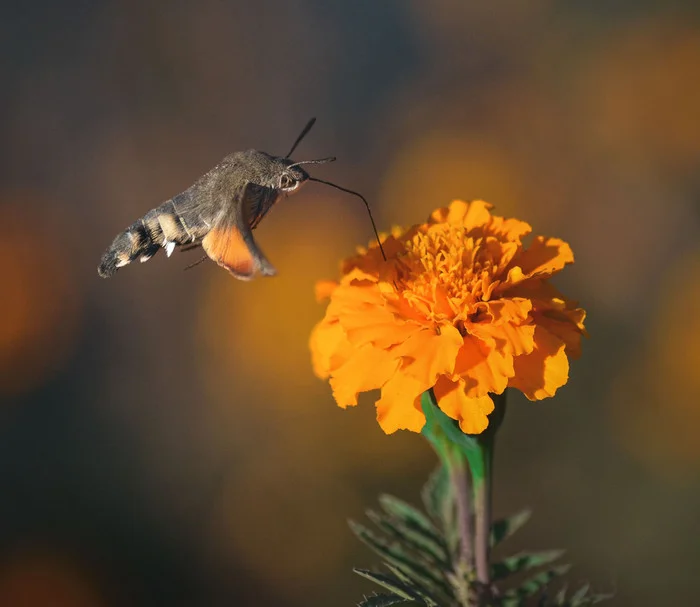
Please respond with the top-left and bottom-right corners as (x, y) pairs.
(310, 201), (586, 434)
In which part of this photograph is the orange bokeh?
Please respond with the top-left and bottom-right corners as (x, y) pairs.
(379, 133), (521, 227)
(0, 195), (81, 398)
(0, 551), (105, 607)
(611, 252), (700, 474)
(577, 20), (700, 172)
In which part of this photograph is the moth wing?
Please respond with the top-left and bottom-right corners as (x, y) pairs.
(201, 182), (277, 280)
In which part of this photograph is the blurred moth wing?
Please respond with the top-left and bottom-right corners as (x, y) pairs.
(201, 182), (277, 280)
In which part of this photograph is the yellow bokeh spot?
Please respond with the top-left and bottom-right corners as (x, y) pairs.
(611, 251), (700, 474)
(578, 20), (700, 170)
(379, 132), (520, 227)
(196, 195), (366, 402)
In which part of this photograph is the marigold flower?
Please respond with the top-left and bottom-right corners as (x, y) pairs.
(310, 200), (586, 435)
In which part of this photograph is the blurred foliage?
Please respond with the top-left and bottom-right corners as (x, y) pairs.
(351, 469), (611, 606)
(1, 1), (699, 605)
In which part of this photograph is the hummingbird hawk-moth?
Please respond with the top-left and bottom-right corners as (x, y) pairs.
(98, 118), (384, 280)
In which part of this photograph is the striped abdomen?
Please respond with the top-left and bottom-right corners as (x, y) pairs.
(98, 193), (208, 278)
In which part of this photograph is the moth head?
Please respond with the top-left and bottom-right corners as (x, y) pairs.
(278, 163), (310, 193)
(279, 155), (340, 193)
(276, 116), (332, 194)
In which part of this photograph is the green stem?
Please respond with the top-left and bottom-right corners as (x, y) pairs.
(420, 389), (507, 603)
(446, 444), (474, 570)
(471, 435), (493, 588)
(466, 392), (506, 595)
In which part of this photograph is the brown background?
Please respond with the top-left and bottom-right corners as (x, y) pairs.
(1, 1), (699, 605)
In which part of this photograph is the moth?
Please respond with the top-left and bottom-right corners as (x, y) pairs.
(98, 118), (383, 280)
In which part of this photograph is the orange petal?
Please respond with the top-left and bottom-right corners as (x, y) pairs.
(502, 237), (574, 288)
(375, 372), (427, 433)
(469, 298), (531, 324)
(486, 216), (532, 242)
(309, 320), (352, 377)
(345, 317), (423, 350)
(429, 200), (491, 229)
(394, 323), (464, 386)
(467, 300), (535, 358)
(458, 200), (494, 230)
(329, 345), (400, 408)
(509, 325), (569, 400)
(469, 320), (535, 357)
(433, 376), (495, 434)
(325, 282), (384, 320)
(315, 280), (338, 302)
(454, 335), (514, 397)
(536, 307), (587, 359)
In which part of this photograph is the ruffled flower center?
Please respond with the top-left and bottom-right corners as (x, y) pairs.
(393, 225), (508, 325)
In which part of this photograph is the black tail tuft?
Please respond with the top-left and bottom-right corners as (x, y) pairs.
(98, 254), (117, 278)
(97, 225), (155, 278)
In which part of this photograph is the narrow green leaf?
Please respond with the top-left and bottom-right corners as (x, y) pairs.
(491, 549), (565, 581)
(554, 584), (569, 606)
(366, 509), (448, 568)
(370, 498), (448, 563)
(421, 464), (460, 559)
(588, 592), (615, 605)
(353, 569), (421, 601)
(378, 495), (438, 538)
(349, 521), (451, 597)
(569, 584), (590, 605)
(357, 593), (414, 607)
(384, 564), (444, 607)
(501, 565), (572, 605)
(490, 509), (532, 547)
(571, 586), (615, 606)
(421, 464), (452, 525)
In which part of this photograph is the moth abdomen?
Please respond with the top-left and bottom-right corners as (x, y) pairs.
(97, 199), (204, 278)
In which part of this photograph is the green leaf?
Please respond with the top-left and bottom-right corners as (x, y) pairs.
(569, 584), (590, 605)
(421, 465), (452, 525)
(589, 593), (615, 605)
(420, 391), (481, 459)
(421, 465), (460, 559)
(554, 584), (569, 606)
(353, 569), (421, 601)
(492, 549), (565, 581)
(357, 593), (415, 607)
(378, 495), (438, 538)
(570, 584), (615, 606)
(539, 583), (614, 607)
(490, 509), (532, 547)
(501, 565), (572, 606)
(366, 508), (449, 568)
(349, 521), (451, 598)
(383, 564), (442, 607)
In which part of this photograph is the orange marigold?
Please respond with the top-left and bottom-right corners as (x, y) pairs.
(310, 200), (586, 435)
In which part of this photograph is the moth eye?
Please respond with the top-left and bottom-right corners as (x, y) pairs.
(281, 175), (296, 189)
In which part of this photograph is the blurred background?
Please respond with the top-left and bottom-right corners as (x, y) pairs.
(1, 1), (699, 605)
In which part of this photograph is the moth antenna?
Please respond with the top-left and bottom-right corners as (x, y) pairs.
(287, 157), (336, 169)
(285, 117), (317, 158)
(308, 177), (387, 261)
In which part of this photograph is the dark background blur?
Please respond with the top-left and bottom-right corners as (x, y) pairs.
(1, 1), (699, 605)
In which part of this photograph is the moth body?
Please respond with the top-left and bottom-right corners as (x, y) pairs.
(98, 149), (309, 280)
